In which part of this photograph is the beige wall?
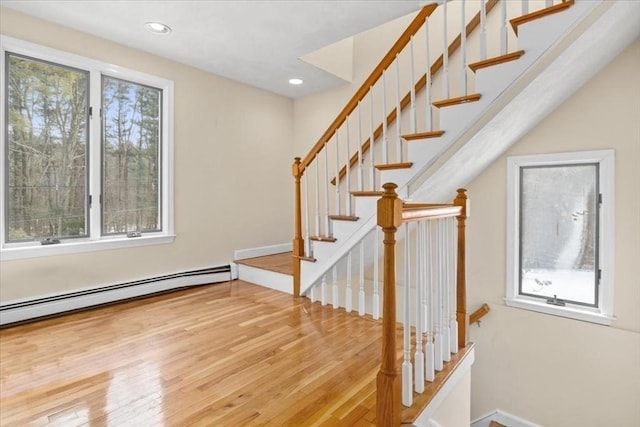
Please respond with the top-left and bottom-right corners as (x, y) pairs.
(0, 8), (294, 302)
(466, 39), (640, 426)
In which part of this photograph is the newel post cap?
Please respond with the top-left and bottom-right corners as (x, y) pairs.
(377, 183), (403, 228)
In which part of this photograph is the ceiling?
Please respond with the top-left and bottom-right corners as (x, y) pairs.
(1, 0), (430, 98)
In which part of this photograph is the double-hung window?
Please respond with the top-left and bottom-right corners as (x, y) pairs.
(505, 150), (614, 325)
(1, 36), (174, 260)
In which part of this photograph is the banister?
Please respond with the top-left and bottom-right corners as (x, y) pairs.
(469, 303), (490, 324)
(299, 3), (438, 173)
(401, 204), (462, 222)
(454, 188), (468, 348)
(330, 0), (500, 186)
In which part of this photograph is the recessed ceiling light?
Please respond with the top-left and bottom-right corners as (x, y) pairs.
(289, 78), (303, 85)
(145, 22), (172, 35)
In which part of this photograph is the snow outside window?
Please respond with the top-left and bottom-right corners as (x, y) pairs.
(505, 150), (614, 325)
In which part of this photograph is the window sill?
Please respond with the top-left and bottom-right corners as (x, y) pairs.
(504, 297), (614, 326)
(1, 234), (175, 261)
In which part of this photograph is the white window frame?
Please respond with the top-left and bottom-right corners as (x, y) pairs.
(505, 150), (614, 325)
(0, 36), (174, 260)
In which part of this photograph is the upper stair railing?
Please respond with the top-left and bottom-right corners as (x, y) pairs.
(292, 0), (575, 296)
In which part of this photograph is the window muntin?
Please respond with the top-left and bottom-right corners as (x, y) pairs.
(518, 164), (599, 306)
(101, 76), (162, 235)
(5, 53), (90, 243)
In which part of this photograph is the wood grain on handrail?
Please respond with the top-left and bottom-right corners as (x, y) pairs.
(401, 203), (462, 222)
(300, 4), (438, 172)
(470, 303), (490, 324)
(329, 0), (500, 185)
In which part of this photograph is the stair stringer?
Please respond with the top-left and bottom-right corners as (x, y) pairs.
(300, 0), (636, 296)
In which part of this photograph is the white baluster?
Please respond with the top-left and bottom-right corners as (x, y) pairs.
(315, 160), (320, 237)
(480, 0), (487, 61)
(434, 219), (443, 372)
(359, 240), (365, 316)
(522, 0), (529, 15)
(425, 18), (433, 131)
(334, 131), (341, 215)
(357, 101), (363, 191)
(345, 117), (352, 216)
(382, 71), (389, 164)
(324, 144), (330, 236)
(369, 87), (375, 189)
(546, 0), (553, 7)
(346, 250), (352, 312)
(461, 0), (467, 96)
(304, 174), (311, 256)
(409, 36), (416, 134)
(310, 283), (316, 303)
(321, 274), (327, 306)
(415, 221), (425, 393)
(373, 227), (380, 320)
(449, 217), (459, 354)
(395, 55), (402, 163)
(332, 265), (339, 309)
(425, 221), (435, 381)
(501, 0), (508, 55)
(441, 219), (451, 363)
(402, 222), (413, 406)
(442, 0), (449, 100)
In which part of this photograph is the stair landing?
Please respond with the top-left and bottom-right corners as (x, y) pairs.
(235, 252), (294, 294)
(235, 252), (293, 275)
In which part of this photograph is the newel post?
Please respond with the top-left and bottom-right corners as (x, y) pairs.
(376, 182), (403, 426)
(292, 157), (304, 297)
(453, 188), (469, 348)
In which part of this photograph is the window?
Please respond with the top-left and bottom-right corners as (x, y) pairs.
(1, 36), (174, 260)
(505, 150), (614, 325)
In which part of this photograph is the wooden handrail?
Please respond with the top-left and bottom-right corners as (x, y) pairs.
(299, 4), (438, 173)
(453, 188), (469, 348)
(470, 303), (490, 324)
(401, 203), (462, 222)
(330, 0), (500, 186)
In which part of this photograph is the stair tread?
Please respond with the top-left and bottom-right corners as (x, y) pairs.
(309, 235), (337, 242)
(328, 215), (359, 222)
(235, 252), (293, 275)
(432, 93), (481, 108)
(351, 191), (384, 197)
(510, 0), (574, 35)
(402, 130), (445, 141)
(469, 50), (525, 73)
(375, 162), (413, 171)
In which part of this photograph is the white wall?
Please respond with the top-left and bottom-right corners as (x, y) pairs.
(0, 8), (294, 302)
(466, 39), (640, 426)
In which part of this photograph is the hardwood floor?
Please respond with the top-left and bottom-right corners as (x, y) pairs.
(0, 281), (384, 426)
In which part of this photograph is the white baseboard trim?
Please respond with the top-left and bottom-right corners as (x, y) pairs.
(234, 242), (291, 261)
(471, 409), (541, 427)
(237, 264), (292, 295)
(0, 266), (232, 326)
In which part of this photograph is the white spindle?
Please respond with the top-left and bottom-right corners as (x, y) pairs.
(369, 87), (375, 189)
(449, 217), (459, 354)
(409, 36), (416, 133)
(310, 282), (316, 303)
(346, 251), (352, 312)
(480, 0), (487, 60)
(334, 132), (341, 215)
(373, 227), (380, 320)
(441, 219), (451, 363)
(356, 102), (363, 192)
(321, 274), (327, 306)
(461, 0), (467, 96)
(345, 117), (352, 216)
(332, 265), (339, 308)
(382, 71), (389, 164)
(434, 219), (443, 372)
(314, 160), (321, 237)
(304, 174), (311, 256)
(442, 0), (449, 100)
(501, 0), (508, 55)
(522, 0), (529, 15)
(324, 145), (330, 236)
(415, 221), (425, 393)
(425, 18), (432, 131)
(402, 223), (413, 406)
(395, 55), (402, 163)
(359, 240), (365, 316)
(425, 221), (435, 381)
(546, 0), (553, 7)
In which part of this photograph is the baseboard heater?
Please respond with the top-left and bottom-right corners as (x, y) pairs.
(0, 265), (233, 327)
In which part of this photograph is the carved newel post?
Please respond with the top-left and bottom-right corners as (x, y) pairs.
(453, 188), (468, 348)
(292, 157), (304, 297)
(376, 182), (403, 426)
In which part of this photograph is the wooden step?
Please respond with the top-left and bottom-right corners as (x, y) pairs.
(510, 0), (574, 35)
(235, 252), (294, 275)
(351, 191), (384, 197)
(489, 421), (507, 427)
(469, 50), (525, 73)
(432, 93), (481, 108)
(309, 235), (337, 243)
(328, 215), (359, 222)
(375, 162), (413, 171)
(401, 130), (445, 141)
